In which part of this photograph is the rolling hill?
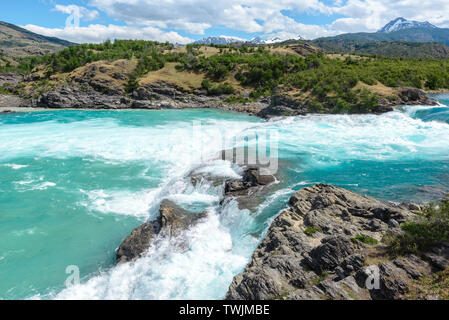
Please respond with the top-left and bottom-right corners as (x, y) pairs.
(0, 21), (72, 58)
(311, 39), (449, 58)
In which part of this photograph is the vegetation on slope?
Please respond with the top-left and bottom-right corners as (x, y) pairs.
(2, 40), (449, 113)
(311, 40), (449, 59)
(387, 198), (449, 256)
(314, 26), (449, 46)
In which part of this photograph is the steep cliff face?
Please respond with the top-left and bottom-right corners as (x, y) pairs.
(226, 184), (449, 300)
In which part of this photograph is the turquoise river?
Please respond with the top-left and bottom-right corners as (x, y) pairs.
(1, 94), (449, 299)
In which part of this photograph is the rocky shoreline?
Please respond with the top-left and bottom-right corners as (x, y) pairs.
(226, 184), (448, 300)
(0, 69), (440, 118)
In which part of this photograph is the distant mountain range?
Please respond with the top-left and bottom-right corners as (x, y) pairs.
(0, 21), (72, 57)
(316, 17), (449, 46)
(192, 34), (304, 45)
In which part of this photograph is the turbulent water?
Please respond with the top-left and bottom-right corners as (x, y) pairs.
(1, 96), (449, 300)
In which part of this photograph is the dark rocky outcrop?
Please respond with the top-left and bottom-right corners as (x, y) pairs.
(116, 200), (206, 263)
(226, 184), (447, 300)
(377, 87), (438, 112)
(36, 86), (130, 109)
(257, 86), (438, 119)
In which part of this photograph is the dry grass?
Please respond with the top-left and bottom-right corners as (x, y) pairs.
(326, 53), (369, 61)
(268, 46), (298, 56)
(68, 59), (137, 89)
(364, 246), (390, 266)
(407, 268), (449, 300)
(166, 46), (220, 58)
(354, 81), (398, 97)
(139, 62), (205, 90)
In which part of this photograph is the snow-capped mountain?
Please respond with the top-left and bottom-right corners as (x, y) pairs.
(192, 34), (304, 45)
(378, 17), (437, 33)
(192, 36), (245, 45)
(249, 36), (266, 44)
(250, 35), (304, 44)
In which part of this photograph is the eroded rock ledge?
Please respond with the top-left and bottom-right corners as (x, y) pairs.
(116, 200), (207, 263)
(226, 184), (448, 300)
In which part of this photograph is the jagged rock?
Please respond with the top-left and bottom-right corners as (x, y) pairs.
(306, 236), (355, 272)
(372, 262), (411, 299)
(399, 87), (437, 106)
(224, 167), (275, 196)
(116, 200), (205, 263)
(257, 92), (306, 119)
(226, 184), (447, 300)
(37, 85), (130, 109)
(422, 243), (449, 271)
(285, 286), (324, 300)
(393, 255), (431, 280)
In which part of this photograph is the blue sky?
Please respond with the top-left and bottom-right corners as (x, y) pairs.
(1, 0), (449, 44)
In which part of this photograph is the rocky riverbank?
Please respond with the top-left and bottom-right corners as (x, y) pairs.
(31, 84), (440, 118)
(226, 184), (448, 300)
(115, 163), (448, 300)
(0, 69), (439, 118)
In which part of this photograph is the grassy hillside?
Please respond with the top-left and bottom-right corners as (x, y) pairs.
(312, 39), (449, 59)
(2, 40), (449, 113)
(0, 21), (72, 57)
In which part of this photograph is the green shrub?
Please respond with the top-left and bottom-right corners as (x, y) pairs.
(387, 198), (449, 256)
(304, 226), (321, 237)
(351, 234), (379, 245)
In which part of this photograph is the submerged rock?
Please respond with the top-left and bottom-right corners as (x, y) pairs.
(116, 200), (206, 263)
(224, 167), (276, 196)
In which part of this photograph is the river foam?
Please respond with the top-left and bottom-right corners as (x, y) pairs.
(1, 104), (449, 300)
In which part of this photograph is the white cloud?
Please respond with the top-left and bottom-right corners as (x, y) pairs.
(54, 4), (100, 21)
(22, 24), (193, 44)
(85, 0), (449, 40)
(329, 0), (449, 33)
(26, 0), (449, 43)
(87, 0), (337, 38)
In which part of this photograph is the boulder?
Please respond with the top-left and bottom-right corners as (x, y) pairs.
(116, 200), (205, 263)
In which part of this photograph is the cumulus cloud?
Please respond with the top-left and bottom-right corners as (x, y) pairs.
(85, 0), (449, 40)
(26, 0), (449, 43)
(329, 0), (449, 33)
(22, 24), (193, 44)
(87, 0), (337, 38)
